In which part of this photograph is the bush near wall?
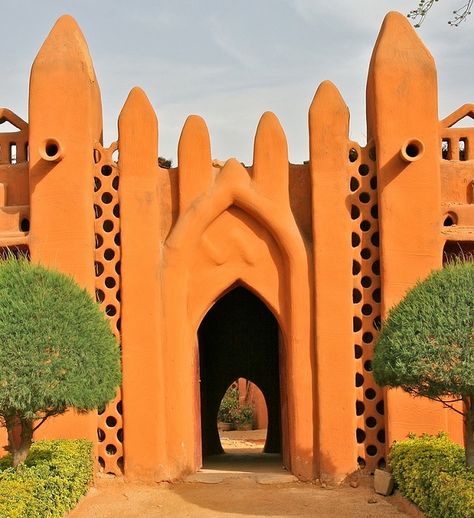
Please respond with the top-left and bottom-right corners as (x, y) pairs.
(389, 433), (474, 518)
(0, 439), (93, 518)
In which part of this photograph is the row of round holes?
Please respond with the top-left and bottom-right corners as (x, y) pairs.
(350, 150), (386, 470)
(95, 160), (123, 475)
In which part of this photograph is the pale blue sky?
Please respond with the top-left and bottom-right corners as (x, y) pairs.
(1, 1), (473, 163)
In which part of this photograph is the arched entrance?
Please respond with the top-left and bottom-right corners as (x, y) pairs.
(198, 287), (282, 460)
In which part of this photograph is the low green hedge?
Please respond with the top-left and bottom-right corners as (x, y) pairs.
(0, 439), (93, 518)
(389, 433), (474, 518)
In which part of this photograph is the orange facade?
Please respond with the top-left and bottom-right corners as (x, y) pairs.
(0, 11), (470, 483)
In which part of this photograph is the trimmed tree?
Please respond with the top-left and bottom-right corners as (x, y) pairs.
(373, 260), (474, 468)
(0, 256), (121, 467)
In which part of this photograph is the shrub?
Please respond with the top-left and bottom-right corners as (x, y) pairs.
(390, 434), (474, 518)
(0, 256), (121, 466)
(373, 259), (474, 467)
(217, 386), (239, 423)
(0, 439), (93, 517)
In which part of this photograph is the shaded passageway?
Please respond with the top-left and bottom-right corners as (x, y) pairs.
(198, 287), (282, 459)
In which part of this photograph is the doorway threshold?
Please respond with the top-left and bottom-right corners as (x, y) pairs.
(186, 453), (298, 484)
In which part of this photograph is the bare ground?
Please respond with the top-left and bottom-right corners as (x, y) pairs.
(69, 430), (412, 518)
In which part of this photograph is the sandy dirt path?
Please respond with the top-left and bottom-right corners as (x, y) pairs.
(70, 430), (411, 518)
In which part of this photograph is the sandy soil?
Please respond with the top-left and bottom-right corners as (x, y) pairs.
(69, 430), (411, 518)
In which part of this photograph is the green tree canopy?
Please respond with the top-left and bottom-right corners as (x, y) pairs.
(0, 256), (121, 466)
(373, 260), (474, 467)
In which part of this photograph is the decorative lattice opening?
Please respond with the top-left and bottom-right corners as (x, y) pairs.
(350, 144), (385, 471)
(93, 143), (123, 475)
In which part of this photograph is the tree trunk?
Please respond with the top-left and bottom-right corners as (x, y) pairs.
(464, 396), (474, 468)
(5, 416), (33, 467)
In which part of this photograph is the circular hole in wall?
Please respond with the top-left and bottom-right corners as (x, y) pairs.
(113, 204), (120, 218)
(366, 416), (377, 428)
(102, 165), (113, 176)
(361, 276), (372, 288)
(366, 445), (377, 457)
(369, 147), (376, 161)
(117, 428), (123, 442)
(370, 176), (377, 190)
(378, 458), (386, 469)
(114, 233), (121, 246)
(112, 176), (119, 190)
(356, 400), (365, 416)
(351, 205), (360, 219)
(44, 139), (60, 159)
(98, 457), (105, 469)
(359, 164), (369, 176)
(354, 344), (363, 359)
(376, 400), (385, 415)
(372, 288), (381, 303)
(115, 261), (121, 275)
(350, 177), (359, 192)
(373, 316), (381, 330)
(357, 457), (366, 469)
(377, 429), (386, 443)
(102, 192), (113, 204)
(106, 304), (117, 316)
(352, 288), (362, 304)
(360, 220), (371, 232)
(352, 233), (361, 247)
(371, 260), (380, 275)
(353, 317), (362, 332)
(95, 262), (104, 276)
(365, 388), (376, 400)
(106, 444), (117, 456)
(356, 428), (366, 443)
(361, 248), (371, 260)
(371, 205), (378, 219)
(104, 248), (115, 261)
(105, 277), (116, 289)
(352, 261), (361, 275)
(371, 232), (379, 247)
(103, 220), (114, 232)
(356, 373), (364, 387)
(364, 360), (372, 371)
(95, 289), (105, 303)
(349, 148), (358, 162)
(362, 332), (373, 344)
(116, 401), (123, 414)
(97, 428), (105, 442)
(94, 177), (102, 192)
(359, 192), (370, 204)
(95, 234), (103, 249)
(94, 204), (103, 218)
(362, 304), (372, 316)
(106, 416), (117, 428)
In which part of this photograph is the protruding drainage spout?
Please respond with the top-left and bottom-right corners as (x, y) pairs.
(39, 138), (63, 162)
(400, 138), (424, 163)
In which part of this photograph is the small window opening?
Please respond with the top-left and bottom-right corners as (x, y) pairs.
(9, 143), (16, 165)
(442, 139), (449, 160)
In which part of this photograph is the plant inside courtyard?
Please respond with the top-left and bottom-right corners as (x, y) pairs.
(0, 256), (121, 467)
(373, 259), (474, 467)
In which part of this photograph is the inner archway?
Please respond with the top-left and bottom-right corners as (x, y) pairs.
(198, 286), (282, 460)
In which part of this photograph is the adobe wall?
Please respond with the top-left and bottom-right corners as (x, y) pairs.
(0, 11), (471, 483)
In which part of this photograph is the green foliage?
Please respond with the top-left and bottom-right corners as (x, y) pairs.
(373, 260), (474, 400)
(0, 256), (121, 420)
(217, 386), (239, 423)
(390, 434), (474, 518)
(0, 439), (93, 517)
(231, 404), (254, 426)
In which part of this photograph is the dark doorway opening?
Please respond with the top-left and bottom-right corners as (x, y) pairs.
(443, 241), (474, 264)
(198, 287), (282, 460)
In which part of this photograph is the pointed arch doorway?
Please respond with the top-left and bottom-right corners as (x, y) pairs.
(198, 286), (284, 465)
